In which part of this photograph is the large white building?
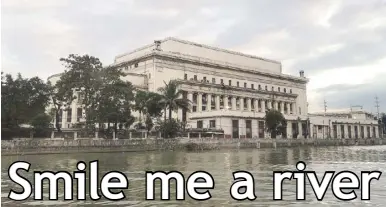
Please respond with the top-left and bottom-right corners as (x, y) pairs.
(47, 37), (381, 139)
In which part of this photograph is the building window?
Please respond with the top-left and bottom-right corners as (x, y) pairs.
(299, 107), (301, 115)
(67, 109), (71, 123)
(237, 81), (239, 87)
(134, 63), (138, 68)
(251, 84), (254, 89)
(284, 88), (286, 93)
(229, 80), (232, 86)
(209, 120), (216, 128)
(148, 73), (151, 79)
(203, 77), (207, 82)
(194, 75), (197, 81)
(278, 87), (280, 92)
(212, 78), (216, 84)
(272, 86), (274, 91)
(197, 121), (203, 128)
(184, 74), (187, 80)
(243, 98), (247, 109)
(221, 79), (224, 84)
(265, 86), (268, 90)
(246, 120), (252, 138)
(77, 108), (82, 121)
(290, 89), (292, 93)
(258, 85), (261, 90)
(244, 82), (247, 88)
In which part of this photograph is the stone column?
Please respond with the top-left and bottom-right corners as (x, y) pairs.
(267, 100), (272, 110)
(287, 103), (291, 114)
(198, 93), (203, 112)
(207, 94), (212, 111)
(261, 100), (266, 112)
(71, 104), (77, 124)
(254, 99), (259, 112)
(62, 110), (67, 129)
(287, 120), (292, 139)
(247, 98), (252, 111)
(240, 98), (244, 111)
(274, 101), (278, 111)
(177, 93), (183, 120)
(224, 96), (229, 110)
(215, 95), (220, 110)
(187, 92), (193, 120)
(280, 102), (284, 114)
(298, 121), (303, 138)
(232, 97), (237, 110)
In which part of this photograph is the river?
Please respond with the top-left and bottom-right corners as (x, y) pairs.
(2, 145), (386, 206)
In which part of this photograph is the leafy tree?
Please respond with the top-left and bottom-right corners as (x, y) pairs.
(59, 54), (104, 127)
(93, 67), (135, 135)
(157, 118), (182, 138)
(1, 73), (50, 132)
(264, 109), (287, 138)
(145, 114), (154, 134)
(157, 80), (190, 120)
(134, 90), (149, 123)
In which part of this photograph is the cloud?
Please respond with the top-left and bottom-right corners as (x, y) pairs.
(1, 0), (386, 113)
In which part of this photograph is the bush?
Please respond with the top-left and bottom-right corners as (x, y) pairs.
(157, 119), (182, 138)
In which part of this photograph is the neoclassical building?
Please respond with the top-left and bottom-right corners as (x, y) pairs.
(47, 37), (381, 139)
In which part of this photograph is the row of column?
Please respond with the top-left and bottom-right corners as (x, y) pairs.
(188, 92), (295, 115)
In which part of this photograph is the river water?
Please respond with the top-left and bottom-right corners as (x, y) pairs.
(2, 146), (386, 206)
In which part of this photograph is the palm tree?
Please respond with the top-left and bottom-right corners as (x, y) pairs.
(157, 80), (190, 120)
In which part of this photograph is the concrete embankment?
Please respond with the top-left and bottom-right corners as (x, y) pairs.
(1, 138), (384, 156)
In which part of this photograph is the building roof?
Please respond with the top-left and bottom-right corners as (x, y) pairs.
(115, 37), (281, 64)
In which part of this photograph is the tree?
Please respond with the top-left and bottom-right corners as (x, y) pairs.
(157, 80), (190, 120)
(93, 67), (135, 135)
(145, 114), (154, 134)
(134, 90), (149, 123)
(157, 118), (182, 138)
(1, 73), (50, 131)
(59, 54), (104, 128)
(264, 109), (287, 138)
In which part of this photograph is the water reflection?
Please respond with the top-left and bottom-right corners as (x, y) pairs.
(2, 146), (386, 206)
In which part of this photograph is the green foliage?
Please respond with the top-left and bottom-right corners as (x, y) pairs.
(30, 113), (52, 130)
(157, 80), (190, 119)
(1, 73), (50, 133)
(264, 109), (287, 138)
(134, 90), (164, 120)
(145, 114), (154, 133)
(157, 118), (182, 138)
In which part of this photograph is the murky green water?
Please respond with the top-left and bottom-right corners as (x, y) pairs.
(2, 146), (386, 206)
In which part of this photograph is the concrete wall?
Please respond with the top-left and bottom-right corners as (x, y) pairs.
(2, 138), (384, 156)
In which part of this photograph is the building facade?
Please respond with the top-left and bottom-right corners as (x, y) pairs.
(47, 37), (381, 139)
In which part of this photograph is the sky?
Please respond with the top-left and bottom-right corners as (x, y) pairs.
(1, 0), (386, 113)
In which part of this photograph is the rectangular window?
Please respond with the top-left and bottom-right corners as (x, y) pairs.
(197, 121), (203, 128)
(244, 82), (247, 88)
(221, 79), (224, 84)
(184, 74), (187, 80)
(194, 75), (197, 80)
(232, 120), (239, 139)
(209, 120), (216, 128)
(229, 80), (232, 86)
(77, 108), (82, 122)
(212, 78), (216, 84)
(251, 84), (254, 89)
(67, 109), (71, 123)
(203, 77), (207, 82)
(237, 81), (239, 87)
(246, 120), (252, 138)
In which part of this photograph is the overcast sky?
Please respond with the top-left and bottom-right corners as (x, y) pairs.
(2, 0), (386, 113)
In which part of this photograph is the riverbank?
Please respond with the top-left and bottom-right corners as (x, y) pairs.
(1, 138), (384, 156)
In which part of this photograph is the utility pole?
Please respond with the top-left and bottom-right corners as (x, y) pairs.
(375, 95), (383, 138)
(323, 99), (327, 116)
(375, 96), (380, 120)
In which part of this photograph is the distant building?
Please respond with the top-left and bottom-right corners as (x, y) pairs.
(47, 37), (381, 139)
